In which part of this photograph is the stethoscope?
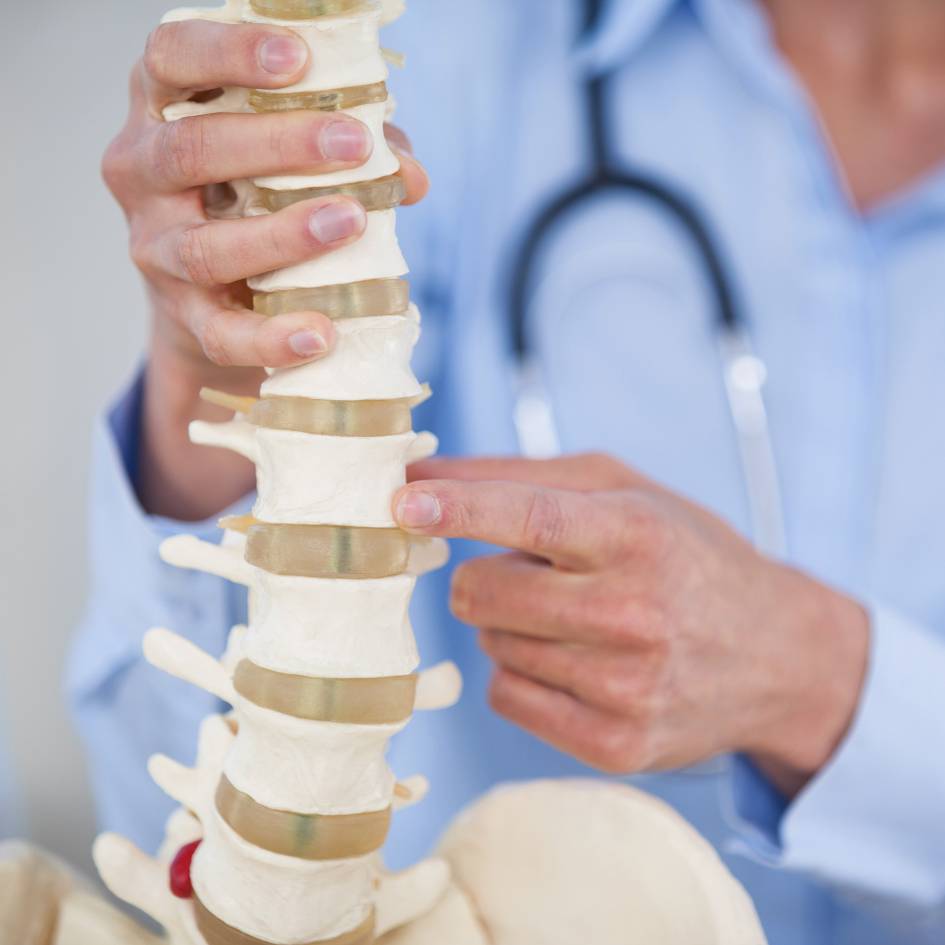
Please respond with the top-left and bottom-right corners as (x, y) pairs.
(509, 0), (787, 559)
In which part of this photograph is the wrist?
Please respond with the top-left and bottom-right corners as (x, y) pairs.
(137, 332), (261, 520)
(746, 566), (870, 796)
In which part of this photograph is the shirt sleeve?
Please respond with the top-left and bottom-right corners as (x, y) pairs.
(67, 373), (250, 854)
(726, 605), (945, 916)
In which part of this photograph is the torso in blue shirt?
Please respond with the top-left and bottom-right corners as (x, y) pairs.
(379, 1), (945, 943)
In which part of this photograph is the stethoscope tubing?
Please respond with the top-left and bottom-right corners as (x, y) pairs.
(507, 0), (787, 559)
(509, 171), (740, 361)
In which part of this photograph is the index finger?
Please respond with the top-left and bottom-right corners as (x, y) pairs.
(143, 20), (309, 106)
(408, 454), (654, 493)
(392, 479), (624, 570)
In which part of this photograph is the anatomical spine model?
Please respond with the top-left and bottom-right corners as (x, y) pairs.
(94, 1), (461, 943)
(89, 3), (773, 943)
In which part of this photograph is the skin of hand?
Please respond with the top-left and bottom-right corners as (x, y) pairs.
(103, 19), (428, 520)
(394, 454), (870, 797)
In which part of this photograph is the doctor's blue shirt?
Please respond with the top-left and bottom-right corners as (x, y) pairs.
(70, 1), (945, 942)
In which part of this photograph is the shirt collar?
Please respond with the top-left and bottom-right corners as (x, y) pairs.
(574, 0), (682, 75)
(575, 0), (945, 226)
(574, 0), (784, 90)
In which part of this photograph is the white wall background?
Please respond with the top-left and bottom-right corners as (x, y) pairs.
(0, 0), (171, 874)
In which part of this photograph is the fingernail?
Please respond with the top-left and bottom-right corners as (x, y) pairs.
(288, 329), (328, 358)
(319, 119), (372, 162)
(396, 491), (441, 529)
(259, 35), (307, 75)
(308, 201), (366, 244)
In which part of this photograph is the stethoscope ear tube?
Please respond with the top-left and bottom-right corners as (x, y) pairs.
(514, 357), (562, 460)
(718, 327), (787, 559)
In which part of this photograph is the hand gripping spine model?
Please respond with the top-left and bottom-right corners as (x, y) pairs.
(94, 2), (459, 943)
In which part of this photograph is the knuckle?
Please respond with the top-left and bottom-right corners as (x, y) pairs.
(438, 492), (475, 540)
(156, 118), (210, 188)
(449, 565), (477, 622)
(582, 596), (628, 644)
(267, 117), (300, 167)
(617, 596), (669, 649)
(630, 496), (669, 541)
(619, 595), (653, 637)
(590, 725), (642, 775)
(143, 25), (173, 83)
(578, 587), (641, 645)
(383, 122), (411, 153)
(521, 490), (568, 555)
(486, 674), (503, 712)
(177, 224), (218, 286)
(128, 229), (158, 277)
(630, 670), (664, 722)
(578, 588), (669, 649)
(264, 215), (297, 266)
(618, 494), (674, 559)
(198, 312), (233, 367)
(101, 138), (131, 196)
(584, 451), (624, 483)
(595, 665), (634, 713)
(639, 605), (672, 650)
(487, 672), (515, 716)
